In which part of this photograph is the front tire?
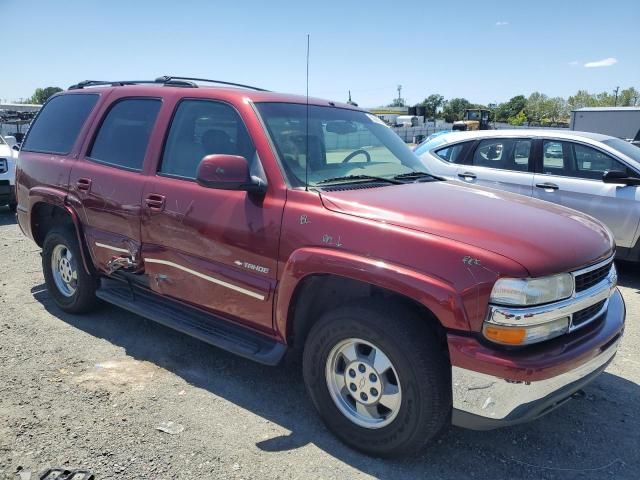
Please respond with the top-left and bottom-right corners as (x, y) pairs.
(42, 227), (99, 313)
(302, 300), (451, 457)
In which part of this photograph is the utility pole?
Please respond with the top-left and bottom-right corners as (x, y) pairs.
(614, 86), (620, 106)
(397, 85), (402, 105)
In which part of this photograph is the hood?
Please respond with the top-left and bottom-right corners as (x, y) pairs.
(320, 181), (614, 277)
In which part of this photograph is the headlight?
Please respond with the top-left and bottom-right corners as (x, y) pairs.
(490, 273), (573, 306)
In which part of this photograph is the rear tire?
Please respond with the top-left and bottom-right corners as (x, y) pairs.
(302, 300), (451, 457)
(42, 226), (99, 313)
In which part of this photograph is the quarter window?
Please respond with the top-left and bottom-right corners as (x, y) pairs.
(89, 98), (161, 171)
(160, 100), (256, 179)
(434, 143), (468, 163)
(22, 94), (98, 154)
(472, 138), (531, 172)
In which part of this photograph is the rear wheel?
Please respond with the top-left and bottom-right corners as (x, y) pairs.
(302, 300), (451, 457)
(42, 227), (99, 313)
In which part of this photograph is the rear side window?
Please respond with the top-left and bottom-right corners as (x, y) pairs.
(89, 98), (161, 171)
(434, 142), (469, 163)
(160, 99), (255, 179)
(22, 94), (98, 154)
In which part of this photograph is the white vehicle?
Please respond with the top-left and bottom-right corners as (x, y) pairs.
(415, 129), (640, 261)
(0, 135), (17, 212)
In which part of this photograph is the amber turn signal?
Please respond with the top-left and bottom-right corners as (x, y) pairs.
(483, 325), (527, 345)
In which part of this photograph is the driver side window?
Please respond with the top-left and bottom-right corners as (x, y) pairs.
(160, 100), (256, 179)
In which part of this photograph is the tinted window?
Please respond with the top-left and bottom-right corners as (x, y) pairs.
(542, 140), (633, 179)
(89, 98), (161, 171)
(472, 138), (531, 172)
(434, 142), (468, 163)
(160, 100), (256, 179)
(22, 94), (98, 154)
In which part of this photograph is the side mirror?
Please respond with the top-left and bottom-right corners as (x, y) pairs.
(602, 170), (640, 186)
(196, 154), (266, 194)
(12, 144), (20, 151)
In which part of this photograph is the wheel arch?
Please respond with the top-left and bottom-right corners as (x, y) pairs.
(30, 198), (93, 275)
(275, 248), (469, 352)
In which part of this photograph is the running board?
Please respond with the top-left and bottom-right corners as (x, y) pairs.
(96, 278), (286, 365)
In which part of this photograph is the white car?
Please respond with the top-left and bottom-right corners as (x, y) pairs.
(415, 129), (640, 261)
(0, 135), (17, 212)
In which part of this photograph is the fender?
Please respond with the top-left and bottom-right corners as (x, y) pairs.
(27, 187), (94, 275)
(274, 247), (471, 341)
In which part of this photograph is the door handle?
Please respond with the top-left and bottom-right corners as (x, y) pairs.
(76, 177), (92, 191)
(535, 182), (559, 191)
(145, 194), (166, 211)
(458, 172), (477, 180)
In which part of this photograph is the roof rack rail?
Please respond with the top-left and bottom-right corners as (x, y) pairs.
(68, 76), (268, 91)
(155, 76), (268, 91)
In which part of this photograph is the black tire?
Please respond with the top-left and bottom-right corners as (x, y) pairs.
(302, 300), (451, 458)
(42, 226), (99, 313)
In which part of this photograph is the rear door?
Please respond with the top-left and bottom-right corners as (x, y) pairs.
(139, 97), (285, 333)
(533, 139), (640, 248)
(455, 137), (535, 196)
(419, 141), (473, 179)
(68, 94), (163, 271)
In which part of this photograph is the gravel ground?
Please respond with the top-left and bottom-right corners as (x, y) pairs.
(0, 205), (638, 480)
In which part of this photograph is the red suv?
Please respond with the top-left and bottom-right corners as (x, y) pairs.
(16, 77), (624, 457)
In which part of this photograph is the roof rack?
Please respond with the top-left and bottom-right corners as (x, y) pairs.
(68, 76), (268, 91)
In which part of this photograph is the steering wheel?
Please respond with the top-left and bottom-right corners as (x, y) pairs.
(341, 149), (371, 163)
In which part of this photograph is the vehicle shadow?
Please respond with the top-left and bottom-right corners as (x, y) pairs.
(30, 284), (639, 479)
(0, 206), (17, 225)
(615, 260), (640, 292)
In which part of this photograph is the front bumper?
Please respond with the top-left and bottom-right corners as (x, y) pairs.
(450, 287), (624, 430)
(0, 180), (14, 206)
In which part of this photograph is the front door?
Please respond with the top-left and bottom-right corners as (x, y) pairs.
(68, 95), (163, 271)
(455, 137), (534, 196)
(533, 139), (640, 248)
(140, 98), (284, 333)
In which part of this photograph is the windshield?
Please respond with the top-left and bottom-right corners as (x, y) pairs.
(0, 136), (6, 146)
(466, 110), (480, 120)
(603, 138), (640, 164)
(256, 103), (426, 187)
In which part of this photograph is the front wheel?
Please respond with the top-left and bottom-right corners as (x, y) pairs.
(302, 300), (451, 457)
(42, 227), (99, 313)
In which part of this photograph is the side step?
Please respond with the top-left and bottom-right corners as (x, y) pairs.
(96, 278), (287, 366)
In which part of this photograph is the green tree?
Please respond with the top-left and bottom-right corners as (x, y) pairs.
(617, 87), (639, 106)
(508, 110), (527, 126)
(442, 97), (471, 123)
(495, 95), (527, 122)
(29, 86), (63, 104)
(418, 94), (445, 118)
(525, 92), (549, 124)
(543, 97), (568, 123)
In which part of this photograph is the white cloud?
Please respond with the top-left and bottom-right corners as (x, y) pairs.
(584, 57), (618, 68)
(495, 21), (509, 26)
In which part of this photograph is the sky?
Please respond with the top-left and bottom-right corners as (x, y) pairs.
(2, 0), (639, 107)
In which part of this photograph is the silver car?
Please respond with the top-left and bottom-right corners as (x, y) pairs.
(415, 129), (640, 261)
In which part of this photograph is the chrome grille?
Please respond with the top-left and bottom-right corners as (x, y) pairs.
(0, 158), (7, 174)
(575, 261), (613, 293)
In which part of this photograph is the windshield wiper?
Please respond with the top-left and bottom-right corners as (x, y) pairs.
(316, 175), (403, 186)
(393, 171), (442, 181)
